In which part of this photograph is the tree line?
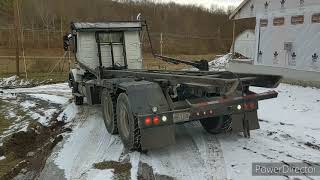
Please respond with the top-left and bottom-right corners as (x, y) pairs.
(0, 0), (253, 55)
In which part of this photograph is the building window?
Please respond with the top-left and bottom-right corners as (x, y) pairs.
(273, 17), (285, 26)
(260, 19), (268, 27)
(291, 15), (304, 25)
(312, 13), (320, 23)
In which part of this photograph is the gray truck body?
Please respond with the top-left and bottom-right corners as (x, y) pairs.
(66, 21), (282, 151)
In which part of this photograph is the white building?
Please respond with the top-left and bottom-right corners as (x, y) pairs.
(230, 0), (320, 73)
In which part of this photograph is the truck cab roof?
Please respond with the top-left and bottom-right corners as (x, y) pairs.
(71, 21), (142, 32)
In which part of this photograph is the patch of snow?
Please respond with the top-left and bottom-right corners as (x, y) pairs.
(0, 75), (18, 86)
(28, 94), (69, 105)
(54, 106), (123, 180)
(7, 111), (16, 119)
(0, 92), (17, 100)
(0, 156), (6, 161)
(1, 121), (29, 139)
(18, 124), (29, 132)
(209, 53), (232, 71)
(0, 75), (31, 88)
(30, 109), (58, 126)
(57, 103), (78, 123)
(85, 169), (113, 180)
(129, 152), (140, 180)
(20, 101), (36, 109)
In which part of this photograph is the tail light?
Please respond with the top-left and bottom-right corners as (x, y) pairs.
(153, 116), (160, 125)
(145, 117), (152, 126)
(243, 102), (257, 110)
(249, 102), (256, 109)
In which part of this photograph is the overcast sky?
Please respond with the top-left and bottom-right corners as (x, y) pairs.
(156, 0), (243, 9)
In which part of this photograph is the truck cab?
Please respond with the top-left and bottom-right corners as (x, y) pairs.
(71, 22), (143, 71)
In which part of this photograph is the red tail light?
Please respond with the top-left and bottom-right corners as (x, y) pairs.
(243, 102), (256, 110)
(250, 103), (256, 109)
(145, 117), (152, 126)
(153, 116), (160, 125)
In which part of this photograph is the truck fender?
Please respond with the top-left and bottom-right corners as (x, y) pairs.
(70, 69), (83, 83)
(118, 80), (175, 150)
(118, 81), (170, 115)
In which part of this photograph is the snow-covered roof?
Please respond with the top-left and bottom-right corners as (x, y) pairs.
(71, 22), (142, 31)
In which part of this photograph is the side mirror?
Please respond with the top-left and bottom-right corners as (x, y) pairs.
(63, 33), (72, 51)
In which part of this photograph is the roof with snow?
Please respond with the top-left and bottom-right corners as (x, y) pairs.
(71, 22), (142, 32)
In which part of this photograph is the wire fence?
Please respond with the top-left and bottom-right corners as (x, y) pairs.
(0, 26), (231, 74)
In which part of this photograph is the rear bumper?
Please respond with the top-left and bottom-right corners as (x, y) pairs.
(137, 90), (278, 128)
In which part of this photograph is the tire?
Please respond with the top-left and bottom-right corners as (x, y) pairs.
(200, 115), (232, 134)
(68, 73), (74, 88)
(102, 89), (118, 134)
(74, 95), (84, 105)
(116, 93), (141, 151)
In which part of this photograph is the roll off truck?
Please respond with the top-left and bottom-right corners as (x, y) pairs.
(65, 21), (282, 151)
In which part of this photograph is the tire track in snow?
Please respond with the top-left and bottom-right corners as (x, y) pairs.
(139, 123), (227, 180)
(185, 122), (227, 180)
(52, 105), (124, 180)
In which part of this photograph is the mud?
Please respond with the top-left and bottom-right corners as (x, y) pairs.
(137, 162), (175, 180)
(0, 120), (67, 180)
(93, 161), (132, 180)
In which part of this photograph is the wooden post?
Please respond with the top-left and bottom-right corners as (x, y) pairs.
(160, 32), (163, 56)
(47, 25), (50, 49)
(32, 22), (35, 48)
(217, 26), (221, 51)
(231, 20), (236, 57)
(13, 0), (21, 77)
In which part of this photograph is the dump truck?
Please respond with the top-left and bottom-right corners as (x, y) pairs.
(65, 21), (282, 151)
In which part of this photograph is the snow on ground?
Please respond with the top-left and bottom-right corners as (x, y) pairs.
(57, 103), (78, 123)
(85, 169), (114, 180)
(40, 105), (124, 180)
(0, 75), (32, 88)
(0, 83), (72, 137)
(28, 94), (69, 105)
(218, 84), (320, 180)
(1, 80), (317, 179)
(30, 108), (58, 126)
(20, 100), (36, 109)
(37, 82), (320, 180)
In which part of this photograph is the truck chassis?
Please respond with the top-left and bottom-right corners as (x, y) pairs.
(67, 21), (282, 150)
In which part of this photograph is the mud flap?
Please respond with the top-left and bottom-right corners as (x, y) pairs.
(140, 125), (175, 150)
(85, 80), (101, 105)
(119, 81), (175, 150)
(231, 111), (260, 132)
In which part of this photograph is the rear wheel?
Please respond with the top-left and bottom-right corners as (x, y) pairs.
(116, 93), (141, 151)
(68, 73), (74, 88)
(200, 115), (232, 134)
(102, 90), (118, 134)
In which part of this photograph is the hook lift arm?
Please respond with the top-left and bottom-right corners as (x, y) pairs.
(142, 20), (209, 71)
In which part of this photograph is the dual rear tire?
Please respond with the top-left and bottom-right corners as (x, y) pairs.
(102, 91), (141, 151)
(200, 115), (232, 134)
(102, 90), (118, 134)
